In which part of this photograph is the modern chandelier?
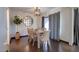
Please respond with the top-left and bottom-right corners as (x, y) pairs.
(34, 7), (41, 16)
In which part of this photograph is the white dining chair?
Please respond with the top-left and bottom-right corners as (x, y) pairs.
(40, 31), (51, 49)
(27, 28), (34, 43)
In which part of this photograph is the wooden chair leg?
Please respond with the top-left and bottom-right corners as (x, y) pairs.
(28, 38), (32, 43)
(32, 38), (36, 46)
(32, 40), (35, 46)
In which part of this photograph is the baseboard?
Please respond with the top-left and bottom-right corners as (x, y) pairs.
(51, 39), (69, 44)
(10, 35), (28, 44)
(10, 35), (28, 39)
(20, 35), (28, 37)
(59, 40), (69, 44)
(50, 39), (60, 41)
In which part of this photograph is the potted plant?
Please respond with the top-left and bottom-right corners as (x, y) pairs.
(13, 16), (22, 40)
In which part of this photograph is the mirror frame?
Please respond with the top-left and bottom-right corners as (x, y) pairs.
(23, 16), (33, 27)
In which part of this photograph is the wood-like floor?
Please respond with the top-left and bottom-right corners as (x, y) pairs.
(9, 37), (79, 52)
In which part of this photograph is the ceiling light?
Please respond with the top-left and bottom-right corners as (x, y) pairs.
(34, 7), (41, 16)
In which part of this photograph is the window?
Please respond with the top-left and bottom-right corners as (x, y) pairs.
(44, 17), (49, 30)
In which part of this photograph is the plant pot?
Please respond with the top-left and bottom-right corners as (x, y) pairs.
(15, 32), (20, 40)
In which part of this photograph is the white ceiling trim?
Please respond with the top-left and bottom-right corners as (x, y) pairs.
(43, 7), (61, 16)
(9, 7), (54, 15)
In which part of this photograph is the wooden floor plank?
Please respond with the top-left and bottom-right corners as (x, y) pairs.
(9, 37), (79, 52)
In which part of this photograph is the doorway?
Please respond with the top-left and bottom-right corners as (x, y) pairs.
(42, 17), (49, 31)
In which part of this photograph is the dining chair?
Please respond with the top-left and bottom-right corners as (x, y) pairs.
(27, 28), (37, 46)
(40, 31), (51, 49)
(27, 28), (34, 43)
(32, 30), (37, 46)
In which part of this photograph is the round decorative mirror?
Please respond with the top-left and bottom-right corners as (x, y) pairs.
(23, 16), (33, 27)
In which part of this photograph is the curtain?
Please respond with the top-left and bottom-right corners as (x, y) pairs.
(74, 8), (79, 45)
(56, 12), (60, 39)
(49, 12), (60, 40)
(42, 17), (44, 28)
(49, 14), (53, 39)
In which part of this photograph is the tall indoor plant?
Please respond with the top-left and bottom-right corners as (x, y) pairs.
(13, 16), (22, 39)
(13, 16), (22, 32)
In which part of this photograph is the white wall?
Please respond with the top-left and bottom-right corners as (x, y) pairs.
(9, 9), (42, 37)
(0, 8), (7, 51)
(60, 8), (74, 45)
(46, 7), (74, 45)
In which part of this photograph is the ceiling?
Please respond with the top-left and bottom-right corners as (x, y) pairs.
(9, 7), (54, 15)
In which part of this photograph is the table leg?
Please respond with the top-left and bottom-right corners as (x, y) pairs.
(38, 35), (40, 48)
